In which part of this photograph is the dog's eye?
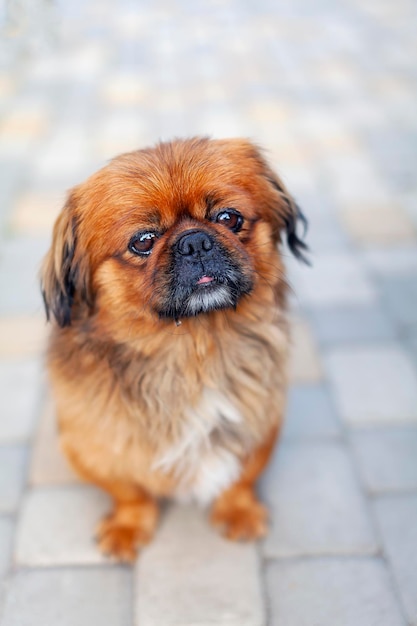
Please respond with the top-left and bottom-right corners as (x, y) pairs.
(215, 209), (243, 233)
(129, 232), (158, 256)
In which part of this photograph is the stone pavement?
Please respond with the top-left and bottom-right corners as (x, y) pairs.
(0, 0), (417, 624)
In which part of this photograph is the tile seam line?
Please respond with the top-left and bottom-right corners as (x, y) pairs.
(323, 358), (411, 624)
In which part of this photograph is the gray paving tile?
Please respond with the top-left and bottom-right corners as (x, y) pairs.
(0, 236), (48, 316)
(361, 246), (417, 275)
(340, 201), (415, 246)
(16, 486), (110, 565)
(0, 158), (24, 230)
(0, 445), (28, 513)
(408, 326), (417, 364)
(307, 305), (396, 345)
(325, 345), (417, 425)
(351, 427), (417, 493)
(290, 192), (336, 219)
(282, 384), (342, 440)
(289, 317), (323, 383)
(365, 128), (417, 193)
(402, 193), (417, 230)
(32, 127), (93, 188)
(0, 516), (14, 577)
(267, 558), (406, 626)
(303, 212), (350, 252)
(135, 504), (264, 626)
(374, 495), (417, 625)
(1, 1), (417, 625)
(287, 252), (376, 308)
(1, 567), (131, 626)
(379, 275), (417, 328)
(261, 442), (377, 557)
(29, 397), (79, 486)
(324, 153), (387, 206)
(0, 358), (42, 442)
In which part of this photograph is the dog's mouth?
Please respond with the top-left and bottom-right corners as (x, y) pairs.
(157, 269), (253, 320)
(196, 275), (215, 286)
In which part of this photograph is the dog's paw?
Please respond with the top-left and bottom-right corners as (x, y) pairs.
(210, 497), (268, 541)
(95, 503), (157, 562)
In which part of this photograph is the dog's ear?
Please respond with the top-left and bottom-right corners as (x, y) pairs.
(41, 191), (91, 327)
(265, 171), (310, 264)
(229, 139), (310, 264)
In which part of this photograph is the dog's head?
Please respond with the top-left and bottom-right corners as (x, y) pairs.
(41, 137), (308, 329)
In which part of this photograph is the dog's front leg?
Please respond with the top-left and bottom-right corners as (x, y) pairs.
(210, 426), (279, 541)
(94, 481), (159, 562)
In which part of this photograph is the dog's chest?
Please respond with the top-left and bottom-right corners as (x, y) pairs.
(153, 388), (245, 504)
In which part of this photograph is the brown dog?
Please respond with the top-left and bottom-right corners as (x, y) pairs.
(41, 137), (308, 561)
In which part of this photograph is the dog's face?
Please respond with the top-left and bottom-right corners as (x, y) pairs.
(42, 138), (307, 329)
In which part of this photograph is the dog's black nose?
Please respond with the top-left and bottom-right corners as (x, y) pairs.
(176, 230), (213, 256)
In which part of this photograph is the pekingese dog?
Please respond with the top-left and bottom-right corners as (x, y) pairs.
(41, 137), (308, 561)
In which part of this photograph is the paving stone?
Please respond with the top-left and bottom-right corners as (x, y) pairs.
(301, 212), (350, 252)
(0, 516), (14, 577)
(307, 304), (396, 345)
(374, 495), (417, 625)
(325, 154), (390, 206)
(402, 193), (417, 230)
(365, 128), (417, 194)
(1, 1), (417, 624)
(282, 384), (342, 440)
(325, 345), (417, 425)
(101, 73), (150, 105)
(0, 158), (24, 228)
(0, 110), (47, 139)
(15, 486), (110, 565)
(0, 236), (48, 316)
(10, 190), (63, 235)
(248, 101), (291, 127)
(261, 442), (377, 557)
(379, 274), (417, 328)
(408, 326), (417, 364)
(135, 504), (264, 626)
(198, 107), (250, 141)
(94, 135), (150, 161)
(274, 162), (319, 197)
(340, 203), (416, 245)
(0, 358), (42, 442)
(0, 74), (16, 100)
(266, 139), (310, 167)
(291, 191), (336, 219)
(267, 558), (406, 626)
(361, 245), (417, 275)
(351, 427), (417, 493)
(1, 567), (131, 626)
(0, 135), (39, 160)
(0, 316), (48, 357)
(0, 445), (28, 513)
(299, 110), (361, 152)
(287, 252), (376, 307)
(30, 397), (80, 486)
(289, 317), (323, 383)
(94, 112), (148, 155)
(32, 127), (92, 183)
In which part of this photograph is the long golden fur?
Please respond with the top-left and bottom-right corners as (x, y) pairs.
(41, 137), (308, 561)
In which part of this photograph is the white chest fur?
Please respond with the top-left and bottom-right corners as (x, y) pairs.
(153, 388), (243, 505)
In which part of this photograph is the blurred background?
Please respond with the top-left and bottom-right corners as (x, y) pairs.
(0, 0), (416, 625)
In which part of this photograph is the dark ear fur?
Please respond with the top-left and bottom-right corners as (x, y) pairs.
(266, 174), (310, 265)
(41, 193), (90, 327)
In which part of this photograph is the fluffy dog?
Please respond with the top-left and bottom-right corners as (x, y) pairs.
(41, 137), (308, 561)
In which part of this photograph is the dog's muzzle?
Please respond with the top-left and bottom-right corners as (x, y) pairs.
(156, 228), (253, 319)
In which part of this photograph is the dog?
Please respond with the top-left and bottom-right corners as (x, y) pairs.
(41, 137), (308, 561)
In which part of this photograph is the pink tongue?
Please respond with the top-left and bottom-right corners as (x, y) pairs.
(197, 275), (214, 285)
